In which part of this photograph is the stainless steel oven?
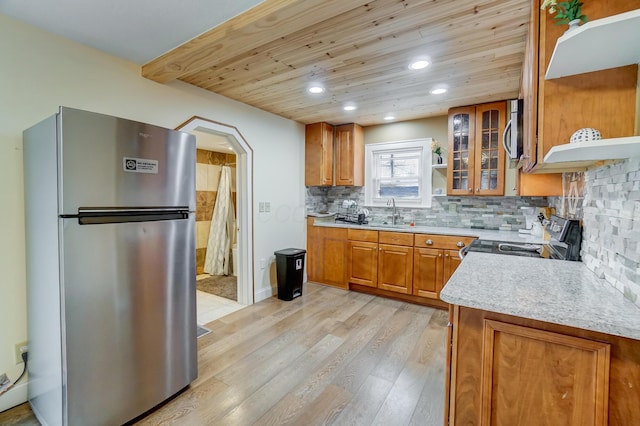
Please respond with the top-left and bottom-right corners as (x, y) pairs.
(460, 215), (582, 261)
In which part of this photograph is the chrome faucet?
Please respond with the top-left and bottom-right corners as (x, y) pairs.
(387, 198), (398, 225)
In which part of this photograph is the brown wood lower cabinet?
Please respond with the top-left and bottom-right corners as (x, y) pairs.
(378, 243), (413, 294)
(447, 306), (640, 426)
(413, 248), (442, 298)
(306, 218), (347, 289)
(413, 249), (462, 298)
(413, 236), (473, 300)
(309, 221), (475, 307)
(346, 240), (378, 288)
(376, 231), (414, 294)
(443, 250), (461, 283)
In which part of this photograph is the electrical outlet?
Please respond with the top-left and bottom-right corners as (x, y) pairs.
(259, 202), (265, 212)
(14, 341), (27, 365)
(265, 202), (270, 212)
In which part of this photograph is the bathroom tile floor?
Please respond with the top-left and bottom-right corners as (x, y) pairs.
(196, 274), (245, 325)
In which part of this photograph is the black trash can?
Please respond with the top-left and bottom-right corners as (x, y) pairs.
(274, 248), (306, 301)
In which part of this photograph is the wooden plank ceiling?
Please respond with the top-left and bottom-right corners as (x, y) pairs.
(142, 0), (531, 126)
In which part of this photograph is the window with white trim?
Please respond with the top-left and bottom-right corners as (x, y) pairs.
(364, 139), (432, 208)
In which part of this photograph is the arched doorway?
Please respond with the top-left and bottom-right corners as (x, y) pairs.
(177, 117), (254, 306)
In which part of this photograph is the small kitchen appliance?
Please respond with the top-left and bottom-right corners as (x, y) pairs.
(460, 215), (582, 261)
(518, 206), (541, 235)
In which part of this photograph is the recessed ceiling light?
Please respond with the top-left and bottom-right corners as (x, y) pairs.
(308, 85), (325, 94)
(408, 59), (430, 70)
(228, 147), (233, 150)
(431, 88), (447, 95)
(384, 115), (396, 121)
(343, 104), (357, 111)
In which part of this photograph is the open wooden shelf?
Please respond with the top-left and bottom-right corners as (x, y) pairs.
(545, 9), (640, 79)
(539, 136), (640, 171)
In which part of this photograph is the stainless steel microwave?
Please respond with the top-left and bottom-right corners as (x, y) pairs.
(502, 99), (523, 168)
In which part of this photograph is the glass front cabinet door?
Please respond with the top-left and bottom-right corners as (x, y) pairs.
(447, 102), (506, 196)
(448, 106), (475, 195)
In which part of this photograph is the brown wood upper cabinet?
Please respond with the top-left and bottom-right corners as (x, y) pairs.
(305, 122), (363, 187)
(335, 123), (364, 186)
(521, 0), (639, 174)
(305, 122), (334, 186)
(447, 102), (506, 196)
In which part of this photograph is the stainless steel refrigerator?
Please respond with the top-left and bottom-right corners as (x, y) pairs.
(23, 107), (197, 425)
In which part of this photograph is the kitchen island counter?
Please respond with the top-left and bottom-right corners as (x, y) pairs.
(440, 252), (640, 340)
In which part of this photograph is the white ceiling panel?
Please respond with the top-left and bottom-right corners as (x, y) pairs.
(0, 0), (265, 64)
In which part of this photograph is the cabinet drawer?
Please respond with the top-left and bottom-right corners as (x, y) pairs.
(414, 234), (475, 250)
(379, 231), (413, 246)
(347, 228), (378, 243)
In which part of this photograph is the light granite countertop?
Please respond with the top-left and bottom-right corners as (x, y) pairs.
(440, 252), (640, 341)
(311, 219), (547, 244)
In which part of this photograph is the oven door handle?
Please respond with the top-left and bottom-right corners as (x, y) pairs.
(458, 245), (470, 260)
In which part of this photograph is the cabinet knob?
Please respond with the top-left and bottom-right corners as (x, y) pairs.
(379, 248), (382, 251)
(445, 253), (449, 257)
(425, 239), (433, 245)
(476, 188), (480, 192)
(468, 188), (472, 192)
(456, 241), (465, 248)
(438, 254), (442, 257)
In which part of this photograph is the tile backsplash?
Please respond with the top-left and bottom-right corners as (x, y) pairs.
(307, 186), (549, 231)
(567, 157), (640, 307)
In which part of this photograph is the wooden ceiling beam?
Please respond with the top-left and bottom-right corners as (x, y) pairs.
(141, 0), (369, 83)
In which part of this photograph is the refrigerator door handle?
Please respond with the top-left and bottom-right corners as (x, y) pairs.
(78, 207), (190, 214)
(63, 207), (191, 225)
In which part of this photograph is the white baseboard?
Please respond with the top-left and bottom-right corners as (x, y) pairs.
(0, 381), (28, 413)
(254, 286), (274, 302)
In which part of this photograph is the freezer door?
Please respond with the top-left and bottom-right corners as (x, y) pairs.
(60, 216), (197, 425)
(58, 107), (195, 214)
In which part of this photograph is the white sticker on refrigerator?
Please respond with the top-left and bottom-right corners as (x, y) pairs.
(123, 157), (158, 174)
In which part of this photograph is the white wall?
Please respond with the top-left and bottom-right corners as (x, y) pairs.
(0, 14), (305, 404)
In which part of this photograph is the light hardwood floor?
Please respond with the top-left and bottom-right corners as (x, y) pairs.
(0, 283), (448, 425)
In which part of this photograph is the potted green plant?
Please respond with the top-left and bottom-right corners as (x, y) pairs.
(431, 139), (443, 164)
(541, 0), (588, 30)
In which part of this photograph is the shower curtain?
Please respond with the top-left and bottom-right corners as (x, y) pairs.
(204, 165), (235, 275)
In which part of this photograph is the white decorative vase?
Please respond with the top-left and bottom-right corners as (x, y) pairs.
(565, 19), (581, 34)
(570, 128), (602, 144)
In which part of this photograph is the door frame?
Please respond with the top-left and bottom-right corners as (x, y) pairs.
(176, 116), (254, 306)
